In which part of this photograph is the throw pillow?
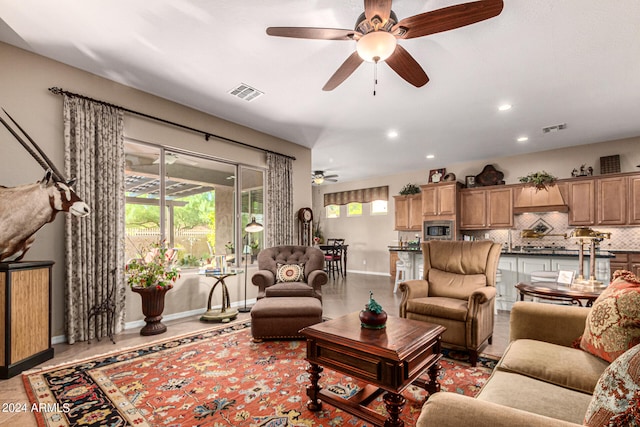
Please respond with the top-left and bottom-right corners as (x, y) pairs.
(276, 263), (305, 283)
(579, 272), (640, 362)
(583, 343), (640, 427)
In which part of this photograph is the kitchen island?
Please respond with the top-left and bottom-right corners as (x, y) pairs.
(389, 244), (614, 311)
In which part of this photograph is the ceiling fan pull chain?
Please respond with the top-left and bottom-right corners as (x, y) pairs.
(373, 59), (378, 96)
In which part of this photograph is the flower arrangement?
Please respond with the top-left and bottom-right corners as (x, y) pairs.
(126, 240), (180, 289)
(313, 221), (324, 244)
(518, 171), (558, 190)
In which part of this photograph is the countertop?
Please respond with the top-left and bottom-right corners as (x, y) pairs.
(389, 245), (616, 258)
(501, 249), (615, 258)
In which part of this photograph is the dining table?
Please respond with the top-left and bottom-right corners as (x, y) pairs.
(318, 243), (348, 276)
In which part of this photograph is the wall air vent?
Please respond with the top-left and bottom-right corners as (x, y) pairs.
(228, 83), (263, 102)
(542, 123), (567, 134)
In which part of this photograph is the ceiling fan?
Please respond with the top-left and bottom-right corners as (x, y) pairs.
(312, 170), (338, 185)
(266, 0), (503, 91)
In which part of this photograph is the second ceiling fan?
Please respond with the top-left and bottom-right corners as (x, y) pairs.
(267, 0), (503, 91)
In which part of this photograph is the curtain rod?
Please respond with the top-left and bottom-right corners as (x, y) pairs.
(48, 87), (296, 161)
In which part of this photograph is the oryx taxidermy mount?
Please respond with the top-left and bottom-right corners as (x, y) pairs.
(0, 109), (90, 262)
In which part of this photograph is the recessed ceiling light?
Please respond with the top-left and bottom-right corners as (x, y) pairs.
(426, 154), (435, 159)
(498, 104), (512, 111)
(387, 130), (398, 138)
(517, 136), (529, 142)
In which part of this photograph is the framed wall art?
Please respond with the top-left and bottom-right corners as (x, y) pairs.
(465, 175), (476, 188)
(429, 168), (446, 183)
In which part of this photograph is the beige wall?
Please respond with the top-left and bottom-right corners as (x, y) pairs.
(313, 137), (640, 275)
(0, 42), (312, 339)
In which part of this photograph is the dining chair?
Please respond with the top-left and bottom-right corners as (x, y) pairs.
(324, 238), (345, 279)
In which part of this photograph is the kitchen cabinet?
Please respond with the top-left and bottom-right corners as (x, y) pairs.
(609, 252), (640, 278)
(421, 182), (459, 218)
(629, 175), (640, 225)
(459, 187), (513, 230)
(567, 179), (596, 226)
(597, 176), (627, 225)
(389, 250), (399, 279)
(393, 194), (422, 231)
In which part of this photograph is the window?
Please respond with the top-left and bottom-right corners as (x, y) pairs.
(347, 202), (362, 216)
(124, 141), (264, 269)
(371, 200), (388, 215)
(326, 205), (340, 218)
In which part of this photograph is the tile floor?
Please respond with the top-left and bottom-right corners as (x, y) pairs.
(0, 272), (510, 426)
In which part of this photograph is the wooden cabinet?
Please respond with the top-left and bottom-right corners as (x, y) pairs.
(393, 194), (422, 230)
(629, 175), (640, 225)
(421, 182), (459, 218)
(610, 252), (640, 278)
(459, 187), (513, 230)
(567, 179), (595, 226)
(0, 261), (54, 378)
(597, 176), (627, 225)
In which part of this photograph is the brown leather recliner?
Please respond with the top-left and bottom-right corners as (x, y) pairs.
(399, 240), (502, 366)
(251, 245), (328, 301)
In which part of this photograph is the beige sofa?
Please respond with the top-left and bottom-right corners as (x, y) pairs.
(417, 301), (611, 426)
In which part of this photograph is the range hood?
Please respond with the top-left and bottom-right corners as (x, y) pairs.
(513, 185), (569, 214)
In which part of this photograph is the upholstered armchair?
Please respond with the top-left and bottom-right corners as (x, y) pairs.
(399, 240), (502, 366)
(251, 245), (328, 301)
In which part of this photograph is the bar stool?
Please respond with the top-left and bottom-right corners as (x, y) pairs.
(394, 260), (407, 293)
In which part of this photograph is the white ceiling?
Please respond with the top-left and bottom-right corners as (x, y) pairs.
(1, 1), (639, 184)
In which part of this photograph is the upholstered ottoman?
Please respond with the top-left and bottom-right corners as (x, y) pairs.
(250, 297), (322, 341)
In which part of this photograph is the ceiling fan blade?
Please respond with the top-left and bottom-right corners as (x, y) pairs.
(323, 174), (339, 179)
(322, 51), (364, 91)
(364, 0), (392, 23)
(385, 45), (429, 87)
(266, 27), (358, 40)
(393, 0), (503, 39)
(325, 178), (339, 182)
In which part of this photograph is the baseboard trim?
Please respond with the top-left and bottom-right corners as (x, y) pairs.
(52, 299), (257, 345)
(346, 270), (391, 277)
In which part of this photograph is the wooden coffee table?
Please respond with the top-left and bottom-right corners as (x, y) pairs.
(300, 312), (446, 427)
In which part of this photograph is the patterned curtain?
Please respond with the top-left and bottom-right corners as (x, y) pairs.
(265, 152), (293, 247)
(324, 186), (389, 206)
(63, 96), (126, 344)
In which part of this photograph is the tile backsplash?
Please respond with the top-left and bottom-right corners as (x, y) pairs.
(464, 212), (640, 251)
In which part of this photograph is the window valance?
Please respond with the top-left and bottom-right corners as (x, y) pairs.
(323, 186), (389, 207)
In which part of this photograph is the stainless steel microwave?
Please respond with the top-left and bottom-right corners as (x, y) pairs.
(423, 220), (453, 240)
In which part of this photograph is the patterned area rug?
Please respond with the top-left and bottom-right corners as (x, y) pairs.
(23, 321), (498, 426)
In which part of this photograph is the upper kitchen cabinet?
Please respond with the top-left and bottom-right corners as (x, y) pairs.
(597, 176), (627, 225)
(567, 179), (596, 226)
(566, 173), (640, 226)
(459, 187), (513, 230)
(629, 175), (640, 225)
(393, 194), (422, 231)
(421, 182), (460, 219)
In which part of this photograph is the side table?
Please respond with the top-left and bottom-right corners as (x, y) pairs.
(199, 269), (241, 322)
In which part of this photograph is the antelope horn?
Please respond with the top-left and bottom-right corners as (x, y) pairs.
(1, 108), (66, 182)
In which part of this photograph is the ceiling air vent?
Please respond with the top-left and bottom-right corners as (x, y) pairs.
(542, 123), (567, 134)
(228, 83), (263, 102)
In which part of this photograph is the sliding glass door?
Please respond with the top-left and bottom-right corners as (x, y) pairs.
(124, 140), (264, 269)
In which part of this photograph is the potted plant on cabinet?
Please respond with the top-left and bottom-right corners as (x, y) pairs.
(518, 171), (558, 190)
(399, 183), (421, 195)
(126, 241), (180, 336)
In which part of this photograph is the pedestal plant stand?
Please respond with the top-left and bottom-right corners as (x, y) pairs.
(132, 286), (171, 336)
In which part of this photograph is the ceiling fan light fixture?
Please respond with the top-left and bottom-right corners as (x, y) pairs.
(356, 31), (397, 62)
(313, 176), (325, 185)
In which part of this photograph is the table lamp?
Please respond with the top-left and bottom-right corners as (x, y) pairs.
(566, 227), (611, 289)
(238, 217), (264, 313)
